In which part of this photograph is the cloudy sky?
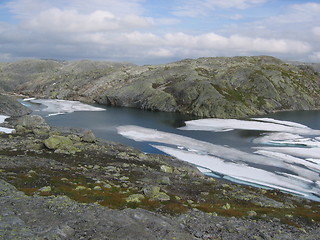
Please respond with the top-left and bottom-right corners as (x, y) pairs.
(0, 0), (319, 64)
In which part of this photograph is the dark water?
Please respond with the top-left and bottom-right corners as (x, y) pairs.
(262, 110), (320, 129)
(27, 101), (320, 154)
(30, 105), (258, 153)
(24, 100), (320, 200)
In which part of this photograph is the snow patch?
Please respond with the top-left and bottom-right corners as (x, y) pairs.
(180, 118), (320, 135)
(0, 115), (13, 133)
(27, 99), (106, 115)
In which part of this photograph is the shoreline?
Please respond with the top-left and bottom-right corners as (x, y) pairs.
(0, 114), (320, 239)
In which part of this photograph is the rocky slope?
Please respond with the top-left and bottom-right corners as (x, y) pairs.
(0, 93), (31, 116)
(1, 56), (320, 118)
(0, 115), (319, 239)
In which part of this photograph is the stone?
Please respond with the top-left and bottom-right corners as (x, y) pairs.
(14, 125), (29, 134)
(143, 186), (161, 198)
(222, 203), (231, 210)
(81, 130), (96, 143)
(143, 186), (171, 202)
(126, 194), (145, 203)
(160, 165), (173, 173)
(103, 184), (112, 189)
(187, 200), (194, 205)
(175, 196), (181, 201)
(152, 192), (170, 202)
(75, 186), (87, 191)
(33, 126), (50, 137)
(39, 186), (52, 193)
(44, 135), (80, 154)
(247, 210), (257, 217)
(68, 134), (81, 142)
(17, 115), (47, 129)
(157, 176), (171, 185)
(120, 176), (129, 181)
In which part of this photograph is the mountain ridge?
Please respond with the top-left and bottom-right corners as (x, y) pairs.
(1, 56), (320, 118)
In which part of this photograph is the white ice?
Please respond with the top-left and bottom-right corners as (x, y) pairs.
(117, 126), (317, 170)
(255, 146), (320, 159)
(23, 97), (36, 101)
(180, 118), (320, 135)
(0, 115), (9, 123)
(28, 99), (106, 115)
(251, 118), (310, 129)
(253, 132), (320, 148)
(152, 145), (320, 200)
(118, 124), (320, 200)
(0, 115), (13, 133)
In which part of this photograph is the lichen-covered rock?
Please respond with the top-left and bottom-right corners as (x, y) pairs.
(160, 165), (173, 173)
(81, 130), (96, 143)
(126, 194), (145, 203)
(16, 115), (47, 129)
(38, 186), (52, 193)
(44, 135), (80, 154)
(143, 186), (171, 201)
(75, 186), (87, 191)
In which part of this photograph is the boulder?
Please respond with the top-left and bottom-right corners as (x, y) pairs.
(44, 135), (80, 154)
(16, 115), (47, 128)
(143, 186), (170, 202)
(81, 130), (96, 143)
(126, 194), (145, 203)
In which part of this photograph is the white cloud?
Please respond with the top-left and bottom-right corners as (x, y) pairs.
(148, 48), (174, 58)
(123, 32), (160, 46)
(173, 0), (267, 17)
(313, 27), (320, 37)
(310, 52), (320, 62)
(269, 2), (320, 24)
(160, 32), (310, 55)
(25, 8), (152, 33)
(0, 0), (319, 63)
(6, 0), (145, 17)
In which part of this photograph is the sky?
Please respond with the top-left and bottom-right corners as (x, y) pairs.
(0, 0), (319, 64)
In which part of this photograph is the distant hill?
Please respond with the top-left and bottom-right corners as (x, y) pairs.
(1, 56), (320, 118)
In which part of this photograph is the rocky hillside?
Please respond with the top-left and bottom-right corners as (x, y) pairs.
(0, 93), (31, 116)
(1, 56), (320, 118)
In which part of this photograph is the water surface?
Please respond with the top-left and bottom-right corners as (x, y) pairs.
(23, 99), (320, 201)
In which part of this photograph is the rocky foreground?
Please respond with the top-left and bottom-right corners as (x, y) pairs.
(1, 56), (320, 118)
(0, 115), (320, 239)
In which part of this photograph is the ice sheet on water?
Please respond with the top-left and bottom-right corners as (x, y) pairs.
(0, 127), (13, 133)
(251, 118), (310, 129)
(180, 118), (320, 135)
(117, 126), (316, 170)
(28, 99), (106, 115)
(255, 146), (320, 159)
(23, 97), (36, 101)
(0, 115), (13, 133)
(0, 115), (9, 123)
(254, 132), (320, 147)
(255, 150), (320, 173)
(152, 145), (320, 201)
(117, 125), (320, 198)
